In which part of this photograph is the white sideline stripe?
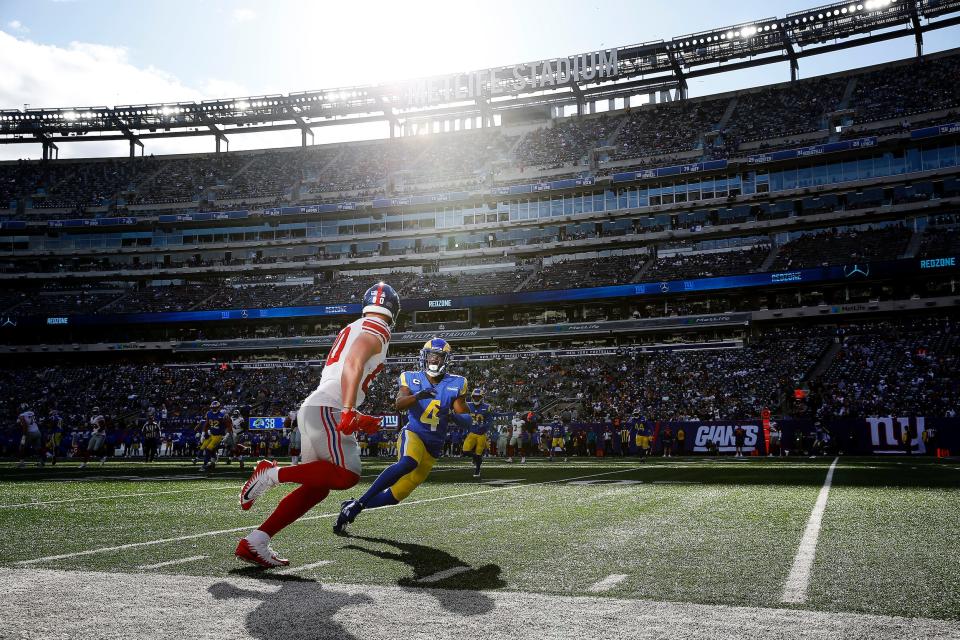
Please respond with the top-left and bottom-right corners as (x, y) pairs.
(135, 555), (208, 570)
(14, 466), (641, 566)
(0, 486), (237, 509)
(274, 560), (333, 575)
(588, 573), (628, 592)
(0, 467), (467, 510)
(416, 566), (472, 583)
(781, 456), (839, 604)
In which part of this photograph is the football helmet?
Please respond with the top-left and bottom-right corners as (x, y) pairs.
(472, 387), (485, 402)
(210, 400), (221, 410)
(419, 337), (451, 377)
(91, 406), (100, 414)
(362, 282), (401, 325)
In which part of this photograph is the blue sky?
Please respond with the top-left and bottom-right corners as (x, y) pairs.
(1, 0), (958, 159)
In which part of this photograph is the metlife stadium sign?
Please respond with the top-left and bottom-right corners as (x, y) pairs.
(398, 49), (618, 106)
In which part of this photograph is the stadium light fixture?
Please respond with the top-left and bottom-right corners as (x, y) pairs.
(236, 101), (250, 111)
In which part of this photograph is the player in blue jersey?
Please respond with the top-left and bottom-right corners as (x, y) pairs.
(334, 337), (473, 533)
(463, 387), (492, 478)
(198, 400), (232, 472)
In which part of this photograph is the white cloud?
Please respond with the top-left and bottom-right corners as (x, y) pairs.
(231, 8), (256, 22)
(0, 31), (252, 159)
(7, 20), (29, 33)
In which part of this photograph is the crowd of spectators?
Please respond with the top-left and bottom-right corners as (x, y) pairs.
(524, 255), (644, 291)
(815, 316), (958, 419)
(0, 221), (927, 316)
(771, 224), (913, 271)
(513, 115), (616, 169)
(2, 51), (959, 214)
(611, 99), (728, 161)
(849, 55), (960, 125)
(643, 246), (769, 281)
(4, 314), (957, 460)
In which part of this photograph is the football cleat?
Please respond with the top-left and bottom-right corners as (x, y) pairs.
(235, 537), (289, 568)
(239, 459), (278, 511)
(333, 499), (363, 535)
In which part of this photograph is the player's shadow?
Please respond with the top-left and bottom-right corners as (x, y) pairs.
(342, 535), (505, 615)
(209, 577), (372, 640)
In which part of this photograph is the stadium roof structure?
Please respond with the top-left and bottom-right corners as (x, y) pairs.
(2, 0), (959, 159)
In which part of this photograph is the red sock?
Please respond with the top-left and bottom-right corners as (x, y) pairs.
(277, 460), (359, 491)
(258, 485), (329, 537)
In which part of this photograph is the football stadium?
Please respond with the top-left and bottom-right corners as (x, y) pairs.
(1, 1), (960, 638)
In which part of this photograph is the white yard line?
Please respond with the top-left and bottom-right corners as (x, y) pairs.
(587, 573), (628, 592)
(274, 560), (333, 575)
(416, 566), (473, 583)
(14, 465), (641, 566)
(0, 486), (237, 509)
(136, 555), (208, 570)
(781, 457), (840, 604)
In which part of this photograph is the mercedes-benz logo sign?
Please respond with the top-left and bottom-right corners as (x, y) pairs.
(843, 264), (870, 278)
(659, 282), (669, 293)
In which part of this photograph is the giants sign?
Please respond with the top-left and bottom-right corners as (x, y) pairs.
(692, 423), (761, 453)
(866, 416), (926, 455)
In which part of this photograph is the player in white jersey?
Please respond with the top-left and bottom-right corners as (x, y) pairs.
(227, 409), (246, 466)
(79, 408), (107, 469)
(17, 404), (43, 468)
(235, 282), (400, 568)
(506, 413), (526, 463)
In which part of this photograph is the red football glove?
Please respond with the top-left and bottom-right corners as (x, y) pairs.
(337, 409), (383, 436)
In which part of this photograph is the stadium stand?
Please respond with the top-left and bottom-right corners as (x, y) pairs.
(3, 51), (960, 214)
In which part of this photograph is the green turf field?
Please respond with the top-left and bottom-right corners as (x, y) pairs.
(1, 456), (959, 639)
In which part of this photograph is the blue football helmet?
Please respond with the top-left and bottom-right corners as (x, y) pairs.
(362, 282), (401, 326)
(419, 337), (451, 377)
(472, 387), (484, 402)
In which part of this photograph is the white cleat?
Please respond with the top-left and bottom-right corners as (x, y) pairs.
(235, 534), (289, 568)
(239, 460), (278, 511)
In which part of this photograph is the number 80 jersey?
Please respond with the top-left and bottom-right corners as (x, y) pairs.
(304, 315), (391, 410)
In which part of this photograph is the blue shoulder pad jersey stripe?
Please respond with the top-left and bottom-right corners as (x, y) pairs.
(399, 370), (468, 458)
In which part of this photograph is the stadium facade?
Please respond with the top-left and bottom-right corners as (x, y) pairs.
(1, 0), (958, 457)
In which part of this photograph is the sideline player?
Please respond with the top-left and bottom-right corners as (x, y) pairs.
(197, 400), (231, 472)
(507, 412), (526, 463)
(334, 337), (473, 533)
(228, 409), (247, 467)
(463, 387), (492, 478)
(45, 409), (64, 466)
(16, 404), (43, 468)
(142, 413), (161, 463)
(550, 418), (566, 462)
(288, 424), (301, 466)
(80, 407), (107, 469)
(234, 283), (399, 568)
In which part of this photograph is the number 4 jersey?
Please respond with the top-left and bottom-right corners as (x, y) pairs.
(304, 315), (391, 410)
(399, 370), (468, 457)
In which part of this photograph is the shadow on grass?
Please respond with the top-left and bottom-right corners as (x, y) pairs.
(343, 535), (505, 615)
